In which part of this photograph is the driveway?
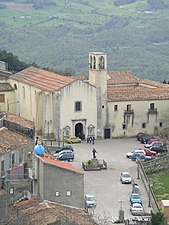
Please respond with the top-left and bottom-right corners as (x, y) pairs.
(71, 138), (151, 222)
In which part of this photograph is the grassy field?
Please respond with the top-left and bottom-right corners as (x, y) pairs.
(1, 0), (169, 81)
(149, 172), (169, 201)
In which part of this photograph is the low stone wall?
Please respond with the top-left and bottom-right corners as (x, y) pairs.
(142, 154), (169, 174)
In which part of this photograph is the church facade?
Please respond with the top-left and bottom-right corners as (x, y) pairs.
(4, 52), (169, 140)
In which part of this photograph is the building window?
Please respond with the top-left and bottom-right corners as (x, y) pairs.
(127, 104), (131, 112)
(150, 103), (154, 110)
(89, 55), (92, 69)
(99, 56), (105, 69)
(142, 123), (146, 128)
(114, 105), (118, 111)
(159, 122), (163, 127)
(0, 94), (5, 102)
(122, 123), (127, 129)
(93, 56), (96, 69)
(102, 105), (104, 109)
(66, 190), (72, 196)
(14, 84), (17, 90)
(75, 101), (81, 112)
(11, 153), (15, 167)
(23, 86), (25, 99)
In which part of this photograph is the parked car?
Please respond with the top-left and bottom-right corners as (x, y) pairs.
(120, 172), (132, 184)
(149, 145), (167, 154)
(84, 194), (97, 208)
(65, 136), (81, 143)
(131, 152), (152, 161)
(130, 193), (142, 204)
(140, 135), (153, 144)
(56, 152), (74, 162)
(53, 149), (73, 157)
(143, 148), (157, 156)
(130, 203), (144, 215)
(132, 183), (140, 194)
(126, 150), (146, 158)
(136, 132), (147, 141)
(144, 141), (163, 148)
(146, 138), (160, 145)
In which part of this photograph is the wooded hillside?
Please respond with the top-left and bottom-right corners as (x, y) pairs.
(0, 0), (169, 81)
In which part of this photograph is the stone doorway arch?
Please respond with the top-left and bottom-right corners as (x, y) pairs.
(75, 123), (84, 140)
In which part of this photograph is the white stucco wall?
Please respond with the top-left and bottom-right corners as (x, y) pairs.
(108, 99), (169, 137)
(55, 80), (97, 138)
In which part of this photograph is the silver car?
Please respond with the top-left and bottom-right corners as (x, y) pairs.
(53, 149), (73, 157)
(84, 194), (97, 208)
(120, 172), (132, 184)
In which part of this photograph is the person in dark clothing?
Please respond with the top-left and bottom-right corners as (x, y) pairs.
(92, 148), (97, 158)
(92, 136), (95, 144)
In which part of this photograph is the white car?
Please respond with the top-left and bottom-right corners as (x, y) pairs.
(130, 203), (144, 215)
(126, 149), (146, 158)
(120, 172), (132, 184)
(53, 149), (73, 157)
(84, 194), (97, 208)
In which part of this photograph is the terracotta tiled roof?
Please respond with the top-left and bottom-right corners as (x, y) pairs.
(39, 155), (82, 174)
(10, 66), (77, 92)
(0, 128), (33, 154)
(139, 79), (168, 88)
(12, 199), (97, 225)
(0, 83), (13, 91)
(107, 85), (169, 102)
(4, 113), (34, 129)
(108, 70), (139, 85)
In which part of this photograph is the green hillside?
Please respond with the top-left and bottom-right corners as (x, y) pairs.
(1, 0), (169, 81)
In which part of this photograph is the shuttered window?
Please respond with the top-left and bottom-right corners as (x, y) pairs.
(0, 94), (5, 102)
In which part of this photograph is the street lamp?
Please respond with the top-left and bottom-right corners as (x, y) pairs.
(62, 130), (65, 147)
(137, 163), (140, 179)
(148, 182), (153, 207)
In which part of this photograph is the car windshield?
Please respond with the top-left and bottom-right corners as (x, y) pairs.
(86, 196), (94, 201)
(133, 205), (142, 209)
(123, 173), (130, 177)
(132, 194), (140, 199)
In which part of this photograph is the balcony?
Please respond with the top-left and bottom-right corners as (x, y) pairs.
(124, 109), (134, 115)
(148, 108), (158, 115)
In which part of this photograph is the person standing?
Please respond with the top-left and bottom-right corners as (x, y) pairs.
(92, 148), (97, 158)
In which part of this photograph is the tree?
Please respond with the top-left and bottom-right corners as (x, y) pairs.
(0, 50), (37, 73)
(151, 211), (166, 225)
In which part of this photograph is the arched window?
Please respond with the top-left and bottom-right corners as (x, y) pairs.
(89, 55), (92, 69)
(14, 84), (17, 90)
(22, 86), (25, 99)
(93, 56), (96, 69)
(99, 56), (105, 69)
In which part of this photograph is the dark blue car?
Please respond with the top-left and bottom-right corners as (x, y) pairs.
(131, 152), (152, 161)
(57, 152), (74, 162)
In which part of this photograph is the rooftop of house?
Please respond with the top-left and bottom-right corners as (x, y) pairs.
(37, 155), (82, 174)
(11, 198), (98, 225)
(10, 66), (77, 92)
(107, 70), (169, 101)
(0, 83), (13, 91)
(3, 113), (35, 129)
(0, 128), (33, 154)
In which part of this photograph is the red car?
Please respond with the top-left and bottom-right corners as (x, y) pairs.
(147, 138), (160, 145)
(138, 147), (156, 156)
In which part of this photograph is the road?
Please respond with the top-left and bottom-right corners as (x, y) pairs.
(71, 137), (152, 223)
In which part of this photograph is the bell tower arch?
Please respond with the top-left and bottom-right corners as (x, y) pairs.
(88, 52), (108, 139)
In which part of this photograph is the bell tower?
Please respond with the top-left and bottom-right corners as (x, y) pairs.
(88, 52), (108, 139)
